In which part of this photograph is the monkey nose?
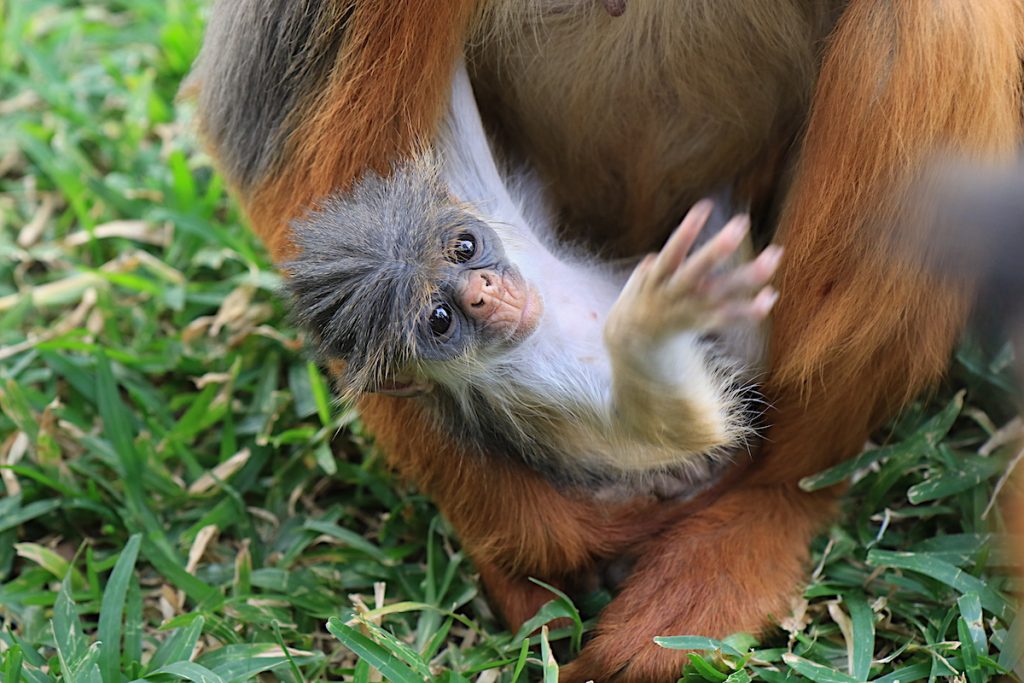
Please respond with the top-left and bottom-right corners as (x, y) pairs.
(463, 270), (499, 310)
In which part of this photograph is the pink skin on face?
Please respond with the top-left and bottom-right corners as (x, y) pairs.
(457, 268), (543, 343)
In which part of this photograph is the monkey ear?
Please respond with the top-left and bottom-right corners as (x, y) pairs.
(372, 376), (433, 398)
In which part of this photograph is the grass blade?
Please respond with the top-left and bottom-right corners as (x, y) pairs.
(655, 636), (744, 658)
(148, 661), (225, 683)
(148, 617), (205, 673)
(957, 593), (987, 653)
(843, 593), (874, 680)
(866, 550), (1010, 619)
(539, 626), (558, 683)
(781, 654), (859, 683)
(687, 653), (728, 682)
(52, 575), (86, 680)
(0, 499), (62, 535)
(870, 663), (931, 683)
(3, 645), (24, 683)
(326, 618), (424, 683)
(957, 617), (983, 683)
(98, 533), (142, 683)
(907, 456), (1004, 504)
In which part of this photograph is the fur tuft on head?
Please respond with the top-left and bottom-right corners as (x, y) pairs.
(283, 156), (477, 396)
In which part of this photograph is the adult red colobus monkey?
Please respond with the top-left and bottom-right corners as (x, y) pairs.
(185, 2), (1024, 681)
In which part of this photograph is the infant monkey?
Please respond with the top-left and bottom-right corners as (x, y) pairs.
(285, 63), (782, 489)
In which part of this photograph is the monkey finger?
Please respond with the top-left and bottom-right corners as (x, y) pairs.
(749, 285), (780, 318)
(650, 199), (714, 283)
(626, 252), (658, 285)
(668, 214), (750, 293)
(704, 245), (783, 303)
(618, 253), (659, 303)
(707, 286), (779, 328)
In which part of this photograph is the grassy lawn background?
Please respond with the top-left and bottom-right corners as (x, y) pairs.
(0, 1), (1021, 681)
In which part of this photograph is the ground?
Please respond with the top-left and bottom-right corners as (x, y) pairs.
(0, 1), (1020, 682)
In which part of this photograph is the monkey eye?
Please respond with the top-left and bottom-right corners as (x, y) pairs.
(449, 233), (477, 263)
(427, 303), (454, 336)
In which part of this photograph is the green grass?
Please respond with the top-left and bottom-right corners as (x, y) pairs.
(0, 1), (1021, 681)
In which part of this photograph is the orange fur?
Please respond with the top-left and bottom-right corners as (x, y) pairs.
(359, 394), (688, 579)
(767, 0), (1023, 482)
(560, 486), (831, 683)
(475, 560), (574, 631)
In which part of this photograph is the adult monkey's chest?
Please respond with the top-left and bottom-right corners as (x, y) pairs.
(468, 0), (839, 256)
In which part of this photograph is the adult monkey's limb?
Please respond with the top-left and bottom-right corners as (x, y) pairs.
(187, 1), (477, 257)
(356, 395), (676, 590)
(560, 2), (1023, 681)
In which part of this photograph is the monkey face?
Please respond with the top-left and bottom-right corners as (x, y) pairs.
(284, 158), (545, 400)
(416, 223), (543, 362)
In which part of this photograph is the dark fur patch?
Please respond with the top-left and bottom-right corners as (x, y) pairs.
(428, 385), (613, 487)
(187, 1), (353, 191)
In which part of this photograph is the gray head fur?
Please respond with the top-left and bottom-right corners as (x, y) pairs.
(283, 157), (482, 395)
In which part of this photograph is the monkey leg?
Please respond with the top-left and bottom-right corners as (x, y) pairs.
(188, 0), (478, 259)
(357, 394), (674, 599)
(764, 0), (1023, 486)
(559, 485), (831, 683)
(475, 559), (577, 632)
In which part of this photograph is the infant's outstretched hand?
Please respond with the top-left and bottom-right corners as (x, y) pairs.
(606, 200), (782, 349)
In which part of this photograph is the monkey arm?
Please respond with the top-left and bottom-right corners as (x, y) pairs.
(186, 0), (476, 259)
(604, 331), (741, 458)
(600, 209), (778, 463)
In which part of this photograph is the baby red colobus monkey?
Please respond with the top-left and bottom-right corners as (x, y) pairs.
(285, 62), (782, 490)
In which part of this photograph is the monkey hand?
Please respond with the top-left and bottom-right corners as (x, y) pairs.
(606, 200), (782, 354)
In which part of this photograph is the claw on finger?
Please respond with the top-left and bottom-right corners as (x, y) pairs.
(620, 252), (659, 297)
(755, 245), (784, 279)
(633, 252), (658, 279)
(717, 215), (751, 253)
(752, 286), (779, 317)
(707, 286), (779, 329)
